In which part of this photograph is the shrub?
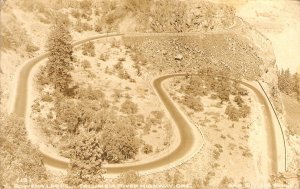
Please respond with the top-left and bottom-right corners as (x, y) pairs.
(81, 60), (91, 69)
(26, 44), (39, 53)
(181, 95), (204, 112)
(114, 61), (123, 70)
(225, 104), (250, 121)
(225, 104), (239, 121)
(219, 177), (234, 189)
(94, 18), (103, 32)
(240, 105), (250, 118)
(82, 42), (95, 57)
(79, 0), (92, 11)
(118, 70), (131, 80)
(143, 144), (153, 154)
(99, 53), (109, 61)
(234, 95), (244, 107)
(71, 9), (81, 19)
(121, 99), (138, 114)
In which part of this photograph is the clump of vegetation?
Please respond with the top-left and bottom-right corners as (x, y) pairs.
(203, 171), (215, 186)
(219, 176), (234, 189)
(143, 144), (153, 154)
(82, 41), (95, 57)
(121, 99), (138, 114)
(225, 104), (250, 121)
(94, 18), (103, 32)
(234, 95), (244, 107)
(99, 52), (109, 61)
(101, 121), (140, 163)
(26, 44), (39, 53)
(81, 59), (91, 69)
(165, 169), (185, 187)
(180, 95), (204, 112)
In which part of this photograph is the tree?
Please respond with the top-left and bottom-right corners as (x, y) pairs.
(278, 69), (293, 95)
(101, 119), (140, 163)
(292, 73), (300, 100)
(46, 19), (73, 93)
(66, 132), (105, 186)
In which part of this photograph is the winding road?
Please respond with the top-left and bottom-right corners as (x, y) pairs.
(10, 31), (285, 176)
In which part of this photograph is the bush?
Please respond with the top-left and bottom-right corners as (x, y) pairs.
(26, 44), (39, 53)
(82, 42), (95, 57)
(99, 53), (109, 61)
(94, 18), (103, 32)
(240, 105), (250, 118)
(71, 9), (81, 19)
(143, 144), (153, 154)
(118, 70), (131, 80)
(121, 99), (138, 114)
(81, 60), (91, 69)
(234, 95), (244, 107)
(225, 104), (239, 121)
(225, 104), (250, 121)
(181, 95), (204, 112)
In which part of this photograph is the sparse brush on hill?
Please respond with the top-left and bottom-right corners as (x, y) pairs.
(150, 0), (187, 32)
(1, 23), (38, 54)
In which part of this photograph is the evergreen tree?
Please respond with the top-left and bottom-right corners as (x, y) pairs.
(46, 20), (73, 93)
(293, 73), (300, 100)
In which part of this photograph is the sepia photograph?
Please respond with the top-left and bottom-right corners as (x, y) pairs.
(0, 0), (300, 188)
